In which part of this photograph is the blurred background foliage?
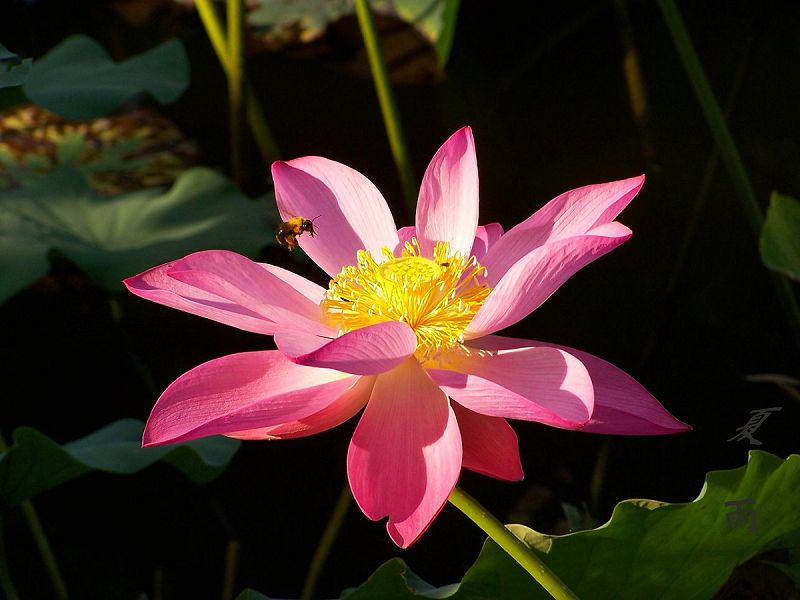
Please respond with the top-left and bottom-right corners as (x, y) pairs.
(0, 0), (799, 598)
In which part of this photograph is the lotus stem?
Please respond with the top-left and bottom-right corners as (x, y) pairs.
(449, 486), (579, 600)
(0, 517), (20, 600)
(300, 482), (353, 600)
(0, 433), (68, 600)
(195, 0), (281, 164)
(354, 0), (417, 218)
(657, 0), (800, 348)
(227, 0), (246, 184)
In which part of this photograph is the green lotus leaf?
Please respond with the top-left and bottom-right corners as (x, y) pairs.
(24, 35), (188, 119)
(0, 165), (275, 303)
(0, 42), (32, 89)
(0, 419), (241, 508)
(761, 192), (800, 281)
(341, 451), (799, 599)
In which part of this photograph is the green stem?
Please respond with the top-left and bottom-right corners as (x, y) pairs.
(614, 0), (655, 165)
(0, 517), (20, 600)
(300, 483), (352, 600)
(152, 566), (164, 600)
(227, 0), (246, 185)
(664, 35), (752, 294)
(657, 0), (760, 231)
(448, 486), (579, 600)
(354, 0), (417, 218)
(0, 433), (68, 599)
(436, 0), (462, 69)
(196, 0), (230, 71)
(195, 0), (281, 164)
(221, 538), (240, 600)
(21, 502), (69, 599)
(657, 0), (800, 348)
(246, 92), (281, 165)
(589, 438), (612, 516)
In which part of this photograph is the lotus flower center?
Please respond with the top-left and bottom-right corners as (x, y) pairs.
(322, 239), (491, 361)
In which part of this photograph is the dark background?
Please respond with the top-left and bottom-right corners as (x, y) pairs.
(1, 0), (799, 597)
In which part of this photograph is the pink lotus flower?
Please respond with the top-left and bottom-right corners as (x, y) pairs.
(125, 127), (690, 547)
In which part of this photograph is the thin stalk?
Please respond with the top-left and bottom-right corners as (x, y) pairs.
(0, 517), (20, 600)
(20, 503), (68, 600)
(777, 382), (800, 405)
(657, 0), (800, 348)
(300, 483), (352, 600)
(221, 539), (240, 600)
(614, 0), (654, 165)
(666, 35), (751, 294)
(638, 35), (752, 368)
(196, 0), (230, 72)
(152, 566), (164, 600)
(0, 433), (68, 600)
(589, 438), (612, 517)
(207, 497), (240, 600)
(658, 0), (760, 230)
(227, 0), (245, 185)
(448, 486), (579, 600)
(436, 0), (462, 69)
(195, 0), (281, 164)
(246, 93), (280, 165)
(354, 0), (417, 217)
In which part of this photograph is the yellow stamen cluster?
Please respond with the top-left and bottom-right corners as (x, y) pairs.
(322, 238), (491, 361)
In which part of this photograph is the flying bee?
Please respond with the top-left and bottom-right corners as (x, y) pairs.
(276, 215), (320, 250)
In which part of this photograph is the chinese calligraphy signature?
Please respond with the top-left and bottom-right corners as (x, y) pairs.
(727, 407), (782, 445)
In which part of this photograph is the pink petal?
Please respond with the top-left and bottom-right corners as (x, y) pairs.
(427, 346), (593, 427)
(125, 250), (332, 336)
(452, 403), (522, 481)
(394, 225), (416, 256)
(482, 176), (644, 282)
(466, 223), (632, 338)
(471, 335), (692, 435)
(415, 127), (479, 257)
(259, 263), (326, 305)
(274, 321), (418, 375)
(125, 258), (272, 335)
(394, 223), (503, 261)
(226, 376), (374, 440)
(433, 371), (586, 430)
(143, 351), (357, 445)
(272, 158), (399, 277)
(347, 359), (462, 548)
(166, 251), (333, 337)
(470, 223), (504, 262)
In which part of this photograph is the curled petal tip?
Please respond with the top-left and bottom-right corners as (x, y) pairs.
(270, 160), (291, 178)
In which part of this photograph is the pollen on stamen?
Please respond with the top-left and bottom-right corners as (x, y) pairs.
(321, 237), (491, 361)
